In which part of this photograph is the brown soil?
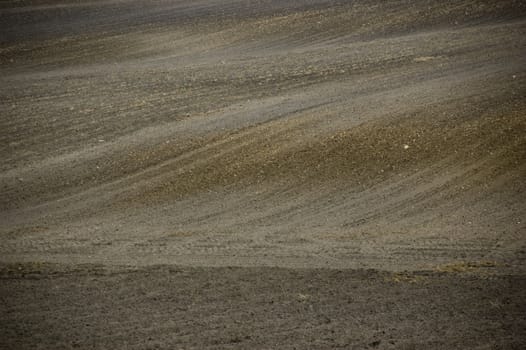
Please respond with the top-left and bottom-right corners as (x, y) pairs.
(1, 263), (525, 350)
(1, 0), (525, 348)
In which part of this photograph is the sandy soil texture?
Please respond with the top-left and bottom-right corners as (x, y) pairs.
(1, 0), (525, 348)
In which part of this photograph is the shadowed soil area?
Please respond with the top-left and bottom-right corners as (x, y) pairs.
(1, 263), (525, 350)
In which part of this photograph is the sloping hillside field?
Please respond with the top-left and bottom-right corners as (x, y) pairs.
(1, 0), (525, 348)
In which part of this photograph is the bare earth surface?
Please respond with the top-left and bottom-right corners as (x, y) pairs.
(1, 0), (525, 348)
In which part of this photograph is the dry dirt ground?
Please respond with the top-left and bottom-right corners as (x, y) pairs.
(1, 0), (525, 348)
